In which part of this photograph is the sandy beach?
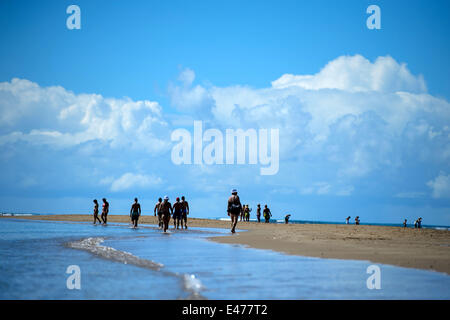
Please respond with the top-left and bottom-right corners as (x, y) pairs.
(5, 214), (450, 275)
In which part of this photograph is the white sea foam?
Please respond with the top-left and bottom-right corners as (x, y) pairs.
(67, 237), (206, 299)
(67, 237), (163, 271)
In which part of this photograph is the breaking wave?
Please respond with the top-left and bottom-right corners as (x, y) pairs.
(66, 237), (206, 299)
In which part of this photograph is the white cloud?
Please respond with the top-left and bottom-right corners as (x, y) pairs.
(168, 68), (214, 113)
(0, 78), (170, 153)
(427, 172), (450, 199)
(1, 54), (449, 204)
(271, 55), (427, 93)
(110, 173), (163, 192)
(166, 55), (450, 196)
(178, 68), (196, 86)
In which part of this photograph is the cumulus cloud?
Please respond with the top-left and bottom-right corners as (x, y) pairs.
(168, 55), (450, 196)
(271, 55), (427, 93)
(0, 78), (170, 153)
(427, 172), (450, 199)
(1, 54), (449, 205)
(168, 68), (214, 113)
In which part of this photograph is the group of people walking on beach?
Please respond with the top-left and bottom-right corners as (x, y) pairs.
(227, 189), (277, 233)
(153, 196), (189, 232)
(92, 196), (189, 232)
(238, 203), (273, 223)
(93, 198), (109, 225)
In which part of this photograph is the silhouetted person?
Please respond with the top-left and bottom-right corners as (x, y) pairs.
(263, 205), (272, 223)
(160, 196), (173, 232)
(417, 217), (422, 229)
(93, 199), (101, 224)
(285, 214), (291, 224)
(154, 197), (163, 228)
(173, 197), (183, 229)
(181, 196), (189, 229)
(227, 189), (242, 233)
(130, 198), (141, 228)
(256, 204), (261, 223)
(101, 198), (109, 225)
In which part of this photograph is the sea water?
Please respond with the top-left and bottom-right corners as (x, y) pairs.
(0, 218), (449, 299)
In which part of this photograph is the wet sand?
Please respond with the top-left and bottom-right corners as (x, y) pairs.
(4, 214), (450, 274)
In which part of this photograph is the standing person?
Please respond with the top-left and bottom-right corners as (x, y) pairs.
(93, 199), (102, 224)
(345, 216), (351, 224)
(240, 204), (245, 221)
(154, 198), (163, 228)
(227, 189), (242, 233)
(256, 204), (261, 223)
(101, 198), (109, 225)
(403, 219), (407, 228)
(263, 205), (272, 223)
(181, 196), (189, 229)
(130, 198), (141, 228)
(418, 217), (422, 229)
(285, 214), (291, 224)
(243, 205), (248, 222)
(173, 197), (183, 230)
(159, 196), (173, 232)
(355, 216), (360, 225)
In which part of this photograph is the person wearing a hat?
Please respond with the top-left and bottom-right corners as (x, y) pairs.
(160, 196), (173, 232)
(227, 189), (242, 233)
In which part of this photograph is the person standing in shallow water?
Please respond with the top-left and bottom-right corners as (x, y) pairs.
(173, 197), (183, 229)
(159, 196), (173, 232)
(93, 199), (101, 224)
(101, 198), (109, 225)
(130, 198), (141, 228)
(263, 205), (271, 223)
(181, 196), (189, 229)
(256, 204), (261, 223)
(154, 197), (163, 228)
(227, 189), (242, 233)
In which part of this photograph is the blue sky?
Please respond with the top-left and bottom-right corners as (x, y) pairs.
(0, 0), (449, 225)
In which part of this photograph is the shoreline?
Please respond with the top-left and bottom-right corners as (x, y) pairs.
(3, 214), (450, 275)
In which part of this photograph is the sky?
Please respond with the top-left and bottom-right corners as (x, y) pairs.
(0, 0), (449, 225)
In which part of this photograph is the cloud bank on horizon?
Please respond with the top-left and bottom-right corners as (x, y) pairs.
(1, 55), (449, 222)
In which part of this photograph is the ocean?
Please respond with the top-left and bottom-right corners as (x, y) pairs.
(0, 218), (449, 299)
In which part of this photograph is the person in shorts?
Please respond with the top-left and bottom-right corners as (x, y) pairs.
(227, 189), (242, 233)
(130, 198), (141, 228)
(181, 196), (189, 229)
(160, 196), (173, 232)
(154, 197), (163, 228)
(173, 197), (183, 229)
